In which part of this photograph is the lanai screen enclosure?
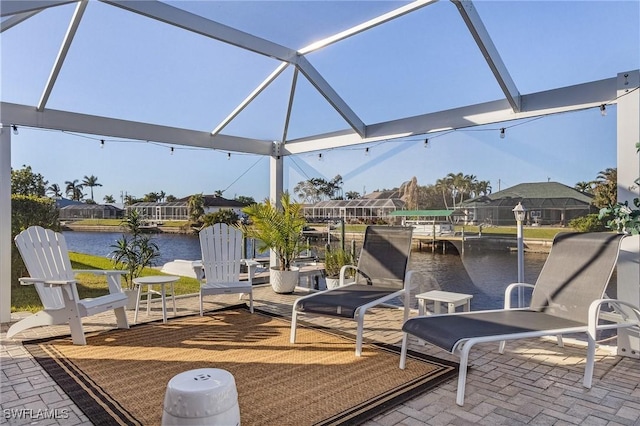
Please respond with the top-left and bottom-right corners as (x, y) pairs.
(1, 0), (638, 354)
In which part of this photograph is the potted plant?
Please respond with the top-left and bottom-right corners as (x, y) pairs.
(240, 192), (306, 293)
(110, 210), (161, 307)
(323, 244), (355, 289)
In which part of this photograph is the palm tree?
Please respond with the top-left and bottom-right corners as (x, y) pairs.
(46, 183), (62, 198)
(103, 195), (116, 203)
(474, 180), (492, 197)
(575, 181), (594, 194)
(345, 191), (361, 200)
(593, 168), (617, 208)
(188, 193), (205, 222)
(435, 178), (451, 209)
(64, 179), (84, 201)
(82, 175), (102, 201)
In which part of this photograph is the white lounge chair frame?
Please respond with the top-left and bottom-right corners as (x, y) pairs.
(291, 226), (416, 356)
(198, 223), (258, 315)
(400, 233), (640, 406)
(8, 226), (129, 345)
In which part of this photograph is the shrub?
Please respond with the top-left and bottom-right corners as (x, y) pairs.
(569, 214), (606, 232)
(11, 195), (60, 293)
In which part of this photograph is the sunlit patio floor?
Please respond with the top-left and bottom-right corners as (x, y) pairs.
(2, 284), (639, 425)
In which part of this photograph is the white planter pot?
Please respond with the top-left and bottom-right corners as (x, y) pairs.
(270, 266), (299, 294)
(124, 288), (139, 310)
(325, 277), (341, 289)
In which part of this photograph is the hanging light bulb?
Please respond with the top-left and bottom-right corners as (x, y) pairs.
(11, 125), (18, 135)
(227, 152), (231, 160)
(499, 128), (506, 139)
(318, 153), (323, 161)
(365, 147), (370, 156)
(170, 147), (174, 155)
(600, 104), (607, 116)
(100, 139), (105, 149)
(424, 138), (429, 148)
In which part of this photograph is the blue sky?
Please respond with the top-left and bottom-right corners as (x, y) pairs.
(3, 1), (639, 202)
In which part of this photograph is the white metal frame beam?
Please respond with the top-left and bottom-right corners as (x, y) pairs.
(100, 0), (299, 63)
(453, 0), (521, 112)
(296, 56), (366, 138)
(283, 76), (619, 154)
(0, 0), (76, 17)
(1, 102), (273, 155)
(299, 0), (439, 55)
(211, 63), (290, 136)
(0, 10), (41, 32)
(37, 0), (87, 111)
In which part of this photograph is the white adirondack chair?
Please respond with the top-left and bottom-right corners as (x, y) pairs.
(8, 226), (129, 345)
(198, 224), (258, 315)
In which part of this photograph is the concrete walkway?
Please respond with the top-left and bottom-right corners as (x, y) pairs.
(2, 285), (639, 425)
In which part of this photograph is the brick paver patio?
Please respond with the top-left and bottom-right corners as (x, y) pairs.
(2, 285), (639, 425)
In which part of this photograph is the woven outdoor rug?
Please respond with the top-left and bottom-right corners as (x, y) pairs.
(24, 306), (457, 426)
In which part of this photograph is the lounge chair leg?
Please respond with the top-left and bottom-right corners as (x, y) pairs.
(249, 293), (254, 313)
(355, 313), (365, 356)
(584, 336), (596, 388)
(456, 344), (472, 406)
(556, 334), (564, 347)
(499, 340), (506, 353)
(199, 292), (204, 316)
(399, 333), (408, 369)
(290, 310), (298, 343)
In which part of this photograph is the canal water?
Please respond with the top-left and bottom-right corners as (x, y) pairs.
(63, 231), (549, 311)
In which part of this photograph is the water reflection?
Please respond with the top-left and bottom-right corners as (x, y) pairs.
(63, 231), (549, 310)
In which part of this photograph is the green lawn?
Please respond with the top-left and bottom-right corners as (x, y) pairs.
(12, 252), (201, 313)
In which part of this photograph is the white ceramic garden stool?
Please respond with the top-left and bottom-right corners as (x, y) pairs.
(162, 368), (240, 426)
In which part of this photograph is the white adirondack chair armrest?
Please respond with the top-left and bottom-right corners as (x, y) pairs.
(18, 277), (76, 286)
(73, 269), (127, 275)
(73, 269), (127, 294)
(504, 283), (535, 309)
(588, 298), (640, 339)
(242, 259), (260, 280)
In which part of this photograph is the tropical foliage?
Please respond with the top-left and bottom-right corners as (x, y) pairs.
(323, 244), (355, 278)
(110, 210), (160, 289)
(294, 175), (344, 203)
(64, 179), (84, 201)
(11, 165), (48, 196)
(240, 193), (306, 271)
(81, 175), (102, 201)
(598, 143), (640, 235)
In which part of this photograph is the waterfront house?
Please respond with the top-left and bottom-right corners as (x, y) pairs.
(126, 195), (246, 222)
(459, 181), (595, 226)
(58, 203), (124, 221)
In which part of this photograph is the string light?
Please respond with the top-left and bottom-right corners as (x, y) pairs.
(600, 104), (607, 116)
(170, 147), (174, 155)
(424, 138), (429, 148)
(11, 125), (18, 135)
(499, 128), (506, 139)
(365, 147), (370, 156)
(227, 152), (231, 160)
(318, 153), (323, 161)
(100, 139), (105, 149)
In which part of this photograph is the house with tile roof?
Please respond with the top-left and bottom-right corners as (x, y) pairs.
(459, 182), (595, 226)
(126, 195), (247, 222)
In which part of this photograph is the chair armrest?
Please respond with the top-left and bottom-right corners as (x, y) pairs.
(588, 298), (640, 339)
(339, 265), (358, 285)
(18, 277), (76, 286)
(504, 282), (535, 309)
(73, 269), (127, 276)
(73, 269), (127, 294)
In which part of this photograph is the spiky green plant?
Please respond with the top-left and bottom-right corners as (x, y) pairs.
(240, 193), (306, 271)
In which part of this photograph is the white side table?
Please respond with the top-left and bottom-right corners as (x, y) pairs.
(415, 290), (473, 315)
(133, 276), (179, 324)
